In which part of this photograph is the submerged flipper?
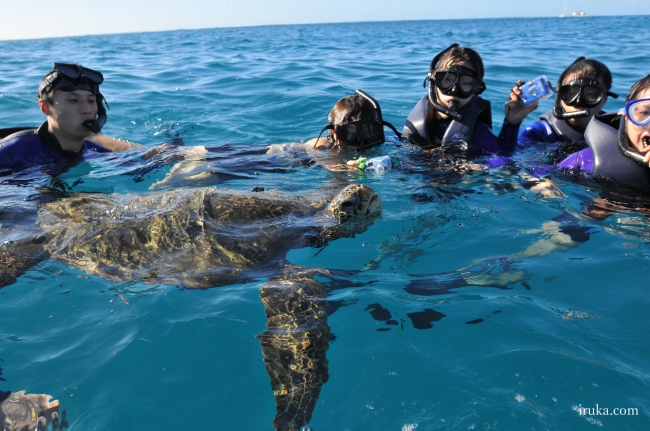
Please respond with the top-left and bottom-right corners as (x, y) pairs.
(257, 276), (330, 431)
(0, 236), (51, 288)
(0, 390), (63, 431)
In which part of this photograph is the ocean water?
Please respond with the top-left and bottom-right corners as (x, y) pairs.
(1, 16), (650, 430)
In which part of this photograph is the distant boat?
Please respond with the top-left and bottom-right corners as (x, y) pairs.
(559, 6), (590, 18)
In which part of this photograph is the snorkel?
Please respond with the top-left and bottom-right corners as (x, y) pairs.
(37, 63), (110, 133)
(617, 116), (647, 164)
(84, 93), (109, 133)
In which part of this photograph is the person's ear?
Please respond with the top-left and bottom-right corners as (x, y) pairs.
(39, 98), (51, 116)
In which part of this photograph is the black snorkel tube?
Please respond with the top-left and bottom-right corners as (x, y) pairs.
(425, 79), (463, 121)
(83, 92), (110, 133)
(617, 116), (648, 165)
(552, 95), (591, 120)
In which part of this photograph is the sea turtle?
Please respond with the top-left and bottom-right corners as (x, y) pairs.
(0, 184), (381, 431)
(0, 390), (63, 431)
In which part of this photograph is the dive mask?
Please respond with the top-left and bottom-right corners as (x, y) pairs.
(430, 66), (486, 98)
(316, 89), (402, 150)
(619, 98), (650, 127)
(38, 63), (109, 133)
(557, 78), (618, 109)
(38, 63), (104, 97)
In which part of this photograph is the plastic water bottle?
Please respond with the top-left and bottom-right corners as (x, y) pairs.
(358, 155), (392, 173)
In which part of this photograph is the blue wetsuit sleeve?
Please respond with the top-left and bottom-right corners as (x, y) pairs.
(497, 120), (520, 153)
(472, 121), (519, 155)
(518, 120), (558, 148)
(83, 141), (111, 153)
(472, 122), (502, 154)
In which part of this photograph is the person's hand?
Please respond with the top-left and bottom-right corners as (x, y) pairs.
(504, 80), (538, 126)
(346, 158), (362, 168)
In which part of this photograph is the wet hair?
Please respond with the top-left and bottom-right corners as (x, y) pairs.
(38, 71), (57, 105)
(626, 74), (650, 101)
(429, 44), (484, 79)
(558, 57), (613, 89)
(327, 95), (379, 126)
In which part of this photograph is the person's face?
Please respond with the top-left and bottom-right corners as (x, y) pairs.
(434, 60), (476, 111)
(41, 89), (97, 139)
(624, 88), (650, 152)
(560, 73), (608, 126)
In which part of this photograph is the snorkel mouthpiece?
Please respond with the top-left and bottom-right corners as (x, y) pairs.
(552, 94), (590, 120)
(83, 117), (106, 134)
(427, 86), (463, 121)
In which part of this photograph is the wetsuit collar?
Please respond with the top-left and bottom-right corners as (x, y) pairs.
(37, 122), (84, 156)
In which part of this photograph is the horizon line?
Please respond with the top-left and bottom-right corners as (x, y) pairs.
(0, 13), (646, 43)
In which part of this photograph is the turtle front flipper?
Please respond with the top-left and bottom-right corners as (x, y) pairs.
(0, 236), (51, 288)
(257, 276), (330, 431)
(0, 390), (62, 431)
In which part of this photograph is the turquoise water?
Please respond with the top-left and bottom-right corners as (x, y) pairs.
(1, 16), (650, 430)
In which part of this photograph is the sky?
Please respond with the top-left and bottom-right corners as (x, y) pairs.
(1, 0), (649, 41)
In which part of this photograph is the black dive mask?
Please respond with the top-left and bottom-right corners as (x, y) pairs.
(558, 78), (617, 108)
(38, 63), (110, 133)
(553, 78), (618, 120)
(430, 66), (486, 98)
(316, 89), (402, 150)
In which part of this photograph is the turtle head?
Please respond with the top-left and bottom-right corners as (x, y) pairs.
(328, 185), (382, 220)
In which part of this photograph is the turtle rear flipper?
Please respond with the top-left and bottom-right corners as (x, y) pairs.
(0, 236), (51, 288)
(257, 277), (330, 431)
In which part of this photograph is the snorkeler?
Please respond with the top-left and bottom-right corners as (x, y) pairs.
(268, 89), (401, 172)
(307, 89), (401, 150)
(0, 63), (135, 171)
(558, 74), (650, 192)
(518, 57), (617, 149)
(402, 44), (535, 155)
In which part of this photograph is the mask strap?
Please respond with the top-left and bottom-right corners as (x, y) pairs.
(382, 120), (403, 140)
(429, 43), (460, 73)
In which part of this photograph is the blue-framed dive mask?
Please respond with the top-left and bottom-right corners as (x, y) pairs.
(619, 98), (650, 127)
